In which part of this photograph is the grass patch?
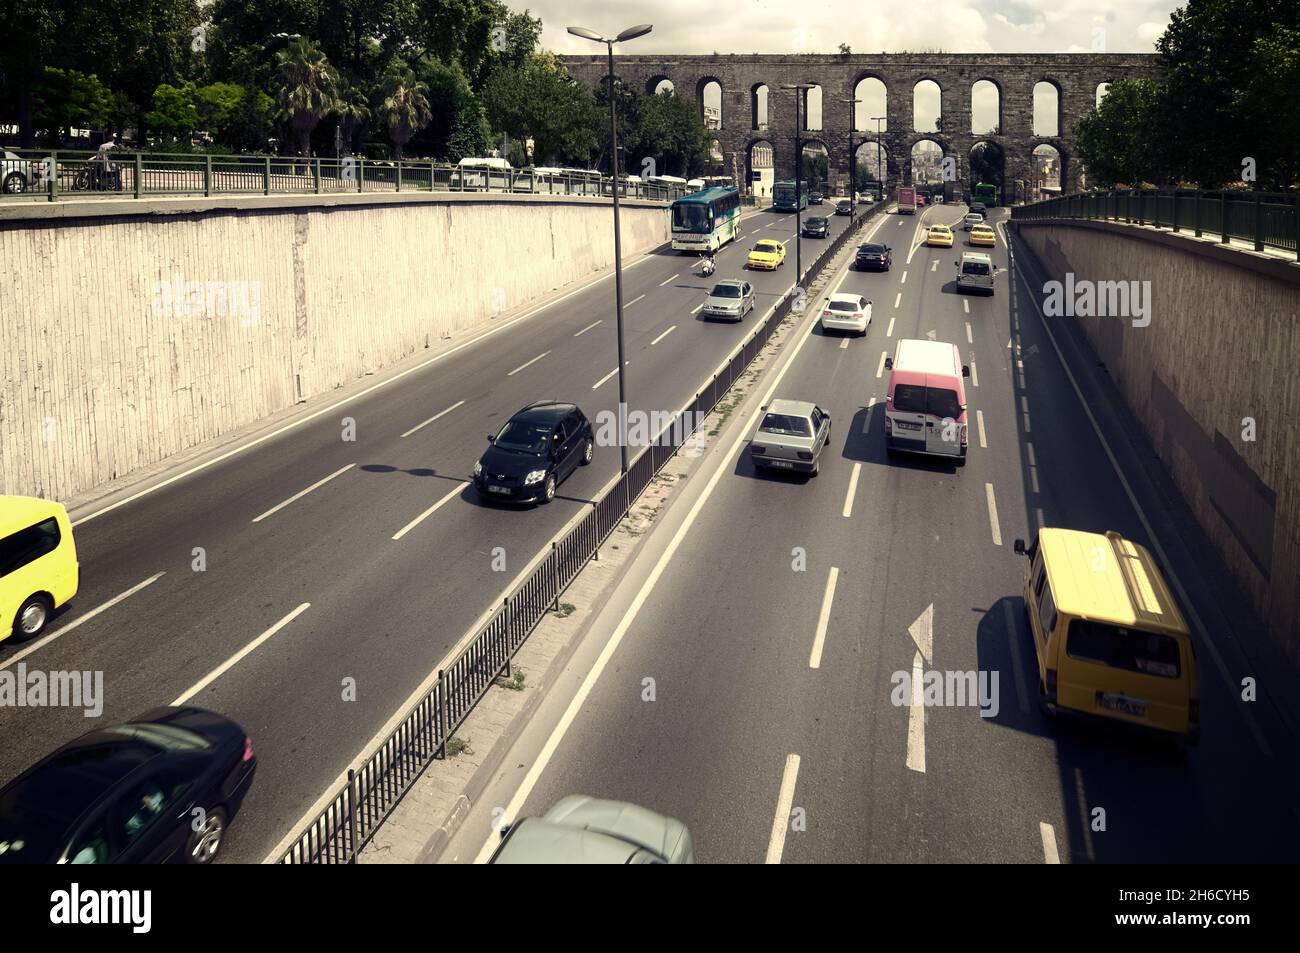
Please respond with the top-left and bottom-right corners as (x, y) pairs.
(445, 736), (473, 758)
(552, 602), (576, 619)
(495, 669), (527, 691)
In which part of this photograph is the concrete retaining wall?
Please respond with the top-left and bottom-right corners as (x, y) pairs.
(1015, 220), (1300, 663)
(0, 193), (669, 501)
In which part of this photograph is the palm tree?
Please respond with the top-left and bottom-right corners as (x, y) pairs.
(273, 38), (340, 158)
(377, 66), (432, 160)
(335, 79), (372, 156)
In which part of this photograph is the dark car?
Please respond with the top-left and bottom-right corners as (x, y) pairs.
(0, 707), (256, 865)
(474, 401), (593, 504)
(834, 200), (853, 216)
(855, 242), (892, 271)
(808, 192), (824, 205)
(970, 202), (987, 215)
(802, 215), (830, 238)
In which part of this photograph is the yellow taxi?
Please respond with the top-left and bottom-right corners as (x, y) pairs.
(1, 495), (80, 642)
(746, 239), (786, 270)
(1013, 528), (1198, 744)
(969, 223), (996, 247)
(925, 224), (953, 248)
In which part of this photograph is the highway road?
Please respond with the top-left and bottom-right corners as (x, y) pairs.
(0, 199), (868, 862)
(444, 203), (1300, 864)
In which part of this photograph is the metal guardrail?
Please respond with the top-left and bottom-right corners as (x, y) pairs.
(277, 203), (880, 864)
(1011, 188), (1300, 261)
(0, 149), (687, 204)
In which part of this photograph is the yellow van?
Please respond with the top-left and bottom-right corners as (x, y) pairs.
(1013, 527), (1198, 744)
(0, 496), (79, 643)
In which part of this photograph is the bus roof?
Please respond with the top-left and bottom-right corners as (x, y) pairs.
(670, 186), (738, 205)
(458, 157), (510, 169)
(1038, 528), (1189, 634)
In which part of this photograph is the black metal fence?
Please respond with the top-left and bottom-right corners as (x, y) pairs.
(1011, 188), (1300, 260)
(276, 204), (879, 864)
(0, 149), (686, 203)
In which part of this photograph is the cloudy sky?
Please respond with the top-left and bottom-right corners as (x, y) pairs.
(527, 0), (1179, 55)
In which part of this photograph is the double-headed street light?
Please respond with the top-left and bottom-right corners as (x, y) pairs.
(568, 23), (653, 474)
(780, 83), (815, 284)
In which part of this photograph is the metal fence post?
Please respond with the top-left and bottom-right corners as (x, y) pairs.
(263, 156), (270, 195)
(396, 160), (403, 192)
(204, 154), (212, 197)
(1221, 192), (1229, 244)
(1254, 191), (1264, 251)
(501, 599), (511, 679)
(1194, 190), (1203, 237)
(346, 768), (358, 864)
(313, 157), (320, 194)
(358, 157), (365, 193)
(551, 542), (561, 611)
(592, 502), (600, 560)
(133, 152), (142, 198)
(436, 669), (448, 758)
(47, 151), (57, 202)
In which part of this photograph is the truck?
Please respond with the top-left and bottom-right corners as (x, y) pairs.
(896, 185), (917, 214)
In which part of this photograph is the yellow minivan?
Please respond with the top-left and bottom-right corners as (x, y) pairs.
(0, 496), (79, 643)
(1013, 527), (1198, 744)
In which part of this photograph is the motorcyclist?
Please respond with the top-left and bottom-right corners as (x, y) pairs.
(701, 253), (716, 276)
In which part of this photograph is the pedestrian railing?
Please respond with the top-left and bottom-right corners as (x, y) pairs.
(276, 203), (881, 865)
(0, 149), (687, 204)
(1011, 188), (1299, 260)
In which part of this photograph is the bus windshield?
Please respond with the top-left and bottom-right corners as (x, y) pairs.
(673, 203), (711, 232)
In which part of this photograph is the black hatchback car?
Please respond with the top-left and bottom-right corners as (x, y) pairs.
(808, 192), (823, 205)
(855, 242), (892, 271)
(0, 707), (256, 865)
(802, 216), (829, 238)
(834, 200), (853, 216)
(474, 401), (594, 504)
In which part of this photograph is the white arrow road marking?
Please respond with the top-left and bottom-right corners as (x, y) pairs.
(909, 603), (934, 662)
(906, 650), (927, 774)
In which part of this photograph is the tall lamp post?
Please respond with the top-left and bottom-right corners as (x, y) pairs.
(871, 116), (885, 199)
(839, 97), (862, 223)
(780, 83), (815, 284)
(568, 23), (653, 475)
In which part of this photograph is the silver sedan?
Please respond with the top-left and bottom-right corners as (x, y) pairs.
(749, 398), (832, 476)
(701, 279), (755, 322)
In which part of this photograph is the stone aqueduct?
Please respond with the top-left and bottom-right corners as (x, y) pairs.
(560, 53), (1158, 198)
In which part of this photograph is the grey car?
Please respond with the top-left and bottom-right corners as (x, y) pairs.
(701, 279), (755, 322)
(750, 398), (832, 476)
(955, 251), (997, 295)
(488, 795), (695, 864)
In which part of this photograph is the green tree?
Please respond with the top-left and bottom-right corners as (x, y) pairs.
(273, 37), (340, 155)
(482, 52), (598, 166)
(1075, 79), (1169, 187)
(31, 69), (119, 144)
(377, 62), (432, 159)
(333, 78), (372, 154)
(146, 82), (201, 144)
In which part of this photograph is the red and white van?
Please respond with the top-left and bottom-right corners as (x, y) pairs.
(883, 339), (970, 466)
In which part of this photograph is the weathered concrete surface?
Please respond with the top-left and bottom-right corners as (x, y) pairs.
(562, 52), (1157, 196)
(1015, 219), (1300, 665)
(0, 193), (669, 500)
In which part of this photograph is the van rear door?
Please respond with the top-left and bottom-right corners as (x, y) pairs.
(923, 380), (964, 457)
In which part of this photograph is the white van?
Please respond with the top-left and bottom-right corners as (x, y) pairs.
(454, 157), (511, 191)
(883, 339), (971, 466)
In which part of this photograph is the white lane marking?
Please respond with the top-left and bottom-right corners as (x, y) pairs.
(1040, 822), (1061, 864)
(171, 602), (312, 705)
(842, 464), (861, 519)
(900, 270), (908, 285)
(392, 482), (467, 541)
(506, 350), (550, 377)
(971, 361), (979, 387)
(965, 322), (973, 344)
(1035, 506), (1046, 529)
(625, 294), (645, 307)
(252, 464), (354, 523)
(1, 572), (166, 670)
(963, 299), (970, 314)
(985, 482), (1003, 546)
(839, 338), (849, 350)
(401, 400), (465, 438)
(863, 397), (877, 433)
(658, 273), (679, 287)
(650, 325), (677, 346)
(1030, 465), (1040, 494)
(930, 260), (937, 272)
(976, 409), (988, 448)
(1001, 601), (1031, 714)
(809, 567), (840, 668)
(765, 754), (801, 864)
(468, 253), (840, 864)
(886, 317), (895, 337)
(574, 320), (602, 337)
(1010, 249), (1272, 756)
(1023, 411), (1032, 434)
(691, 302), (705, 314)
(906, 650), (926, 773)
(875, 350), (888, 378)
(591, 362), (629, 390)
(1027, 443), (1037, 467)
(894, 292), (901, 309)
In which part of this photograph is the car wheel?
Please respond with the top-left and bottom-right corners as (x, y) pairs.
(580, 437), (593, 466)
(186, 806), (227, 864)
(14, 594), (53, 640)
(3, 172), (26, 194)
(541, 473), (556, 503)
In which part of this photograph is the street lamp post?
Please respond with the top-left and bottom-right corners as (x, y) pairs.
(839, 97), (862, 223)
(871, 117), (885, 200)
(568, 23), (653, 475)
(781, 83), (815, 284)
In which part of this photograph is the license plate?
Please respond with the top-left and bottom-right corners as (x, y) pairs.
(896, 420), (922, 431)
(1099, 693), (1146, 717)
(487, 485), (511, 494)
(770, 460), (794, 468)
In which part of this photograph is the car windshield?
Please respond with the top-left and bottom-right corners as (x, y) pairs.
(1066, 621), (1181, 678)
(759, 413), (812, 437)
(711, 284), (741, 298)
(859, 244), (884, 253)
(494, 420), (551, 454)
(753, 243), (777, 253)
(962, 262), (991, 276)
(828, 301), (859, 312)
(806, 218), (826, 226)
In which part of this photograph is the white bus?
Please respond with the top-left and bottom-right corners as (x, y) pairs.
(670, 186), (742, 252)
(452, 157), (512, 191)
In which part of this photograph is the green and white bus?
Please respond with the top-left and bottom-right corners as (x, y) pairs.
(772, 180), (808, 212)
(670, 186), (742, 252)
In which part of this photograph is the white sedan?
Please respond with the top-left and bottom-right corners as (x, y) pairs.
(820, 292), (872, 336)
